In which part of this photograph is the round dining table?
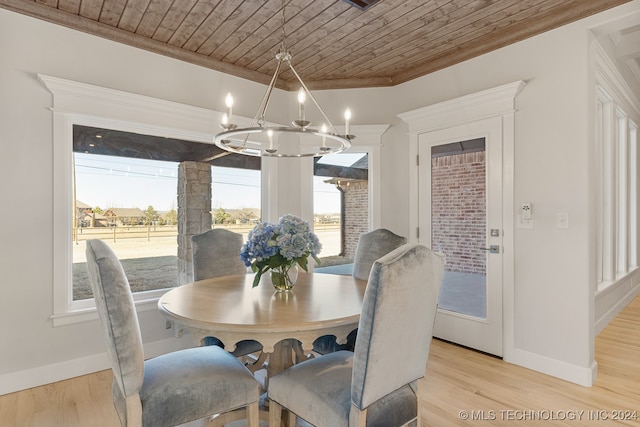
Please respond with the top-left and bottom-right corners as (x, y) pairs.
(158, 271), (367, 381)
(158, 272), (367, 426)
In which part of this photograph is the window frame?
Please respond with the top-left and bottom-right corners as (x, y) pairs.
(595, 83), (639, 292)
(41, 74), (224, 326)
(42, 75), (386, 325)
(303, 128), (386, 243)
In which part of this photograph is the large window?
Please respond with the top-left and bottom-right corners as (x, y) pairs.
(71, 128), (263, 303)
(313, 152), (369, 274)
(43, 75), (380, 324)
(73, 151), (179, 301)
(596, 86), (638, 289)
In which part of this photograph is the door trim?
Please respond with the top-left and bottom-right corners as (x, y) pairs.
(398, 80), (525, 362)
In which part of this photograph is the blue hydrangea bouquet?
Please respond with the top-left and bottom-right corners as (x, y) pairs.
(240, 214), (322, 290)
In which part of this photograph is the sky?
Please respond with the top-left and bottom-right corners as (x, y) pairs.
(73, 152), (354, 214)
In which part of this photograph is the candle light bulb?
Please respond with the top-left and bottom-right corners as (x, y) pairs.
(321, 124), (327, 147)
(264, 129), (277, 154)
(344, 108), (351, 136)
(225, 93), (233, 123)
(297, 88), (306, 121)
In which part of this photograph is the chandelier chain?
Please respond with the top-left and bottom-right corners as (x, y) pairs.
(280, 0), (287, 53)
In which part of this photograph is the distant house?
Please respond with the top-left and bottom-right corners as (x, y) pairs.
(75, 200), (93, 227)
(75, 200), (92, 211)
(232, 208), (260, 225)
(75, 200), (92, 218)
(103, 208), (145, 226)
(83, 212), (109, 227)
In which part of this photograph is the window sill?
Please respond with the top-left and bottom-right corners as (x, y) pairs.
(596, 266), (639, 296)
(50, 295), (163, 327)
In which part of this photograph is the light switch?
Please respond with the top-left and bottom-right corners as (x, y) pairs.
(521, 202), (532, 220)
(556, 213), (569, 229)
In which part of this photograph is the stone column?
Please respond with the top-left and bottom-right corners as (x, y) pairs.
(177, 161), (212, 285)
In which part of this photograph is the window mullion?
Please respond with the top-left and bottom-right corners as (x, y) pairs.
(601, 94), (615, 284)
(629, 122), (638, 269)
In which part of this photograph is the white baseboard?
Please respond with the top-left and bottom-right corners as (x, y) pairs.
(504, 348), (597, 387)
(0, 336), (192, 396)
(501, 273), (639, 388)
(595, 276), (640, 334)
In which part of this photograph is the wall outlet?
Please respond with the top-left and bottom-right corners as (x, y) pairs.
(521, 202), (532, 220)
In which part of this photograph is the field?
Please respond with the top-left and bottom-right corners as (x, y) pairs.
(72, 224), (346, 300)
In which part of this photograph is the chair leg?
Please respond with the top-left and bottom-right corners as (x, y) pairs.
(124, 394), (143, 427)
(286, 410), (296, 426)
(247, 401), (260, 427)
(268, 400), (282, 427)
(349, 403), (367, 427)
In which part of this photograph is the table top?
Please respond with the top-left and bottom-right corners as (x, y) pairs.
(158, 272), (367, 353)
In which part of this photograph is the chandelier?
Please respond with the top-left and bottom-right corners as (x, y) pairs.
(213, 2), (354, 157)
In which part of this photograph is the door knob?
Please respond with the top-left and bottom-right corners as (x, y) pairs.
(480, 245), (500, 254)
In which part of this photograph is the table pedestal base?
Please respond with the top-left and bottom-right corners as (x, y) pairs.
(209, 340), (314, 427)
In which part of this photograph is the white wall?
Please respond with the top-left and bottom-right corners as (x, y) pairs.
(1, 1), (639, 393)
(310, 1), (640, 385)
(0, 7), (289, 394)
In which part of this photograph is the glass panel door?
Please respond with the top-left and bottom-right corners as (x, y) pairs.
(419, 117), (503, 356)
(431, 139), (487, 318)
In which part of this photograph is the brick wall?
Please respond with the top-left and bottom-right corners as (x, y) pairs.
(431, 152), (486, 274)
(343, 181), (369, 259)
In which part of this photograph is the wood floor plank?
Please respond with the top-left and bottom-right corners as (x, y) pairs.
(419, 295), (640, 426)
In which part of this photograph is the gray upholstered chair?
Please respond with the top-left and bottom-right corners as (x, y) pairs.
(86, 239), (260, 427)
(191, 229), (265, 370)
(269, 244), (444, 427)
(352, 228), (408, 280)
(191, 228), (248, 281)
(313, 228), (407, 354)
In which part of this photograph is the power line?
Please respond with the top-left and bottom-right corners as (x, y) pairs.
(75, 164), (177, 180)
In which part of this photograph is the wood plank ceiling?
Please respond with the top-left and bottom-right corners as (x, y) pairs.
(3, 0), (635, 172)
(0, 0), (633, 90)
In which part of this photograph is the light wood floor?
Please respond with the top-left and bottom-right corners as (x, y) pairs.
(1, 295), (639, 427)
